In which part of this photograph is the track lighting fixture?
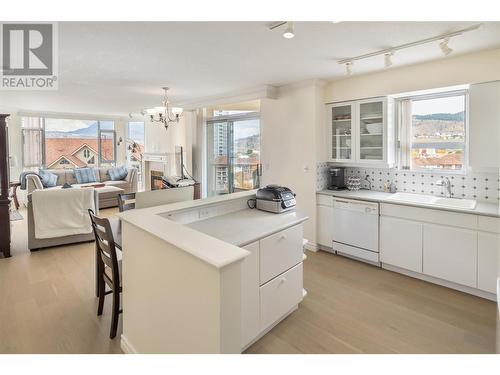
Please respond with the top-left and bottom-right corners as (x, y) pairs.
(338, 23), (481, 74)
(439, 38), (453, 56)
(345, 61), (353, 76)
(283, 22), (295, 39)
(384, 52), (394, 68)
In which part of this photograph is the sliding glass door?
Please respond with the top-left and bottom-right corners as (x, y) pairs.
(206, 113), (261, 196)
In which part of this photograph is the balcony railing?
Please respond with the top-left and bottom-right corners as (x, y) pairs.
(212, 163), (260, 193)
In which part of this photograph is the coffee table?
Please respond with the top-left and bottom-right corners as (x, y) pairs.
(94, 186), (124, 213)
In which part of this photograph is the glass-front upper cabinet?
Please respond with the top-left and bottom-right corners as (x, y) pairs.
(327, 102), (355, 162)
(358, 99), (385, 162)
(326, 97), (393, 166)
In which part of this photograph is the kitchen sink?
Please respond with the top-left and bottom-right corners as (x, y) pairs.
(386, 192), (437, 204)
(433, 197), (477, 209)
(386, 192), (477, 210)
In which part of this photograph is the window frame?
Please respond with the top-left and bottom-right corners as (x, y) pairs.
(21, 116), (117, 170)
(205, 111), (261, 196)
(21, 117), (45, 170)
(395, 89), (469, 174)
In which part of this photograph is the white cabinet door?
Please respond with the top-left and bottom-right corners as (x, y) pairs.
(241, 241), (260, 348)
(380, 216), (423, 273)
(326, 102), (355, 162)
(260, 224), (303, 285)
(469, 81), (500, 170)
(317, 205), (333, 248)
(356, 98), (386, 164)
(478, 232), (500, 294)
(260, 262), (303, 332)
(423, 224), (477, 288)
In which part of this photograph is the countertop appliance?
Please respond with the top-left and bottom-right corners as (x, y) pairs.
(328, 167), (346, 190)
(331, 197), (380, 264)
(256, 185), (296, 213)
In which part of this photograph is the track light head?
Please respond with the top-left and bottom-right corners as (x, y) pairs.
(345, 61), (353, 76)
(384, 52), (394, 68)
(283, 22), (295, 39)
(439, 38), (453, 56)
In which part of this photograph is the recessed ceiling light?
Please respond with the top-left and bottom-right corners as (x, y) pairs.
(283, 22), (294, 39)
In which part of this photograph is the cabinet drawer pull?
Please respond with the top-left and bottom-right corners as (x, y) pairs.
(279, 234), (287, 240)
(279, 277), (287, 284)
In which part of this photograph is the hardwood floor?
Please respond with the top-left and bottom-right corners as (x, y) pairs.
(2, 207), (499, 354)
(246, 251), (499, 354)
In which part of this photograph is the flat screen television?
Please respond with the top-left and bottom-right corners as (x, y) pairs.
(175, 145), (184, 179)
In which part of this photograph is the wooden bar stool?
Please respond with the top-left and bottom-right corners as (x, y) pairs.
(118, 192), (136, 212)
(88, 209), (122, 339)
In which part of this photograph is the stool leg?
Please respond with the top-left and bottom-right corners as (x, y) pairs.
(110, 288), (120, 339)
(97, 277), (105, 316)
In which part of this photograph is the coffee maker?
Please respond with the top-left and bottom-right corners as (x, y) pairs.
(327, 167), (346, 190)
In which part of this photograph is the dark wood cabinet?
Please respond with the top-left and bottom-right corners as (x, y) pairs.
(0, 114), (11, 258)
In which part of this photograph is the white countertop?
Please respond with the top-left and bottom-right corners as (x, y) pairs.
(118, 190), (258, 269)
(186, 208), (309, 247)
(118, 190), (308, 269)
(317, 189), (500, 217)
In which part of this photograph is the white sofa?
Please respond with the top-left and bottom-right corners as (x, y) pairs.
(26, 167), (137, 208)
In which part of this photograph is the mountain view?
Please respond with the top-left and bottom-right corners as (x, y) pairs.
(411, 110), (465, 170)
(412, 111), (465, 140)
(45, 122), (99, 138)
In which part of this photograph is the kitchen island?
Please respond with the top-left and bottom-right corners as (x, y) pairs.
(118, 190), (308, 354)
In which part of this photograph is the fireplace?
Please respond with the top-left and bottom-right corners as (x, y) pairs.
(151, 170), (165, 190)
(142, 152), (170, 191)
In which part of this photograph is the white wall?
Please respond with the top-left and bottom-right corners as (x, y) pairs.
(260, 81), (324, 243)
(144, 111), (195, 176)
(325, 48), (500, 103)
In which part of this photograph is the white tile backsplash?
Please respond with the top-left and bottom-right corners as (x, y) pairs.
(316, 162), (500, 202)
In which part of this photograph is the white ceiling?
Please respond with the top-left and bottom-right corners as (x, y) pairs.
(1, 21), (499, 117)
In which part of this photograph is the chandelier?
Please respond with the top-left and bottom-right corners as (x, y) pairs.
(142, 87), (183, 130)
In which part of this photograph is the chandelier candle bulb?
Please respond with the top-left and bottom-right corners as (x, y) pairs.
(141, 87), (183, 130)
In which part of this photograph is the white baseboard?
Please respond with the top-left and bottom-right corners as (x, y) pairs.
(383, 263), (497, 302)
(304, 240), (319, 252)
(120, 334), (137, 354)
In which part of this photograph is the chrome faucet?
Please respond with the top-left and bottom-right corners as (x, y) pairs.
(436, 177), (452, 198)
(364, 175), (372, 190)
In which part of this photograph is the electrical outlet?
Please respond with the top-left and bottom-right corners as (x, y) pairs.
(199, 208), (210, 219)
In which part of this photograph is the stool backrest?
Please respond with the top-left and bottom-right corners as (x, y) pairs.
(118, 193), (136, 212)
(88, 209), (120, 284)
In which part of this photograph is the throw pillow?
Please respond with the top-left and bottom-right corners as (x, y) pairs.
(74, 168), (98, 184)
(108, 165), (128, 181)
(38, 169), (58, 188)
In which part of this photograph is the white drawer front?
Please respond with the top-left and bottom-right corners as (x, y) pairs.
(380, 203), (477, 230)
(317, 194), (333, 207)
(260, 224), (303, 285)
(260, 262), (303, 332)
(478, 216), (500, 234)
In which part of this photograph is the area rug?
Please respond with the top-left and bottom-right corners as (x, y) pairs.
(9, 210), (23, 221)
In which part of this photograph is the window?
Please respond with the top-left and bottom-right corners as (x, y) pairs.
(397, 90), (467, 172)
(21, 117), (44, 170)
(206, 112), (261, 196)
(22, 117), (116, 170)
(127, 121), (145, 189)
